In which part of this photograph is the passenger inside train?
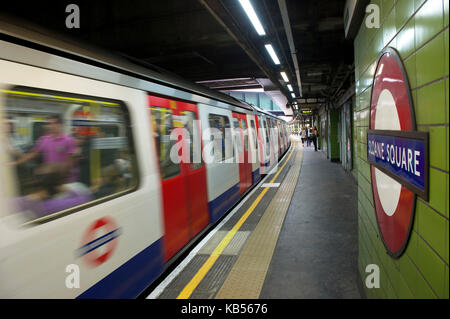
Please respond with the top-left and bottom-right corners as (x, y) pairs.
(11, 114), (77, 182)
(14, 162), (92, 220)
(90, 164), (123, 200)
(3, 88), (138, 223)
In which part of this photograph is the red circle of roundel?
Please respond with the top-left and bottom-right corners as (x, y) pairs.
(369, 47), (416, 258)
(81, 216), (120, 267)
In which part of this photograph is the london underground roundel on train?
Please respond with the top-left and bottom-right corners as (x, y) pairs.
(367, 47), (428, 258)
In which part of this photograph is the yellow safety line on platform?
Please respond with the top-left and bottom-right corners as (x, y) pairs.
(176, 143), (297, 299)
(215, 146), (303, 298)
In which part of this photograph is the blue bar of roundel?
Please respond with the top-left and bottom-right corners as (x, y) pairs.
(76, 228), (122, 257)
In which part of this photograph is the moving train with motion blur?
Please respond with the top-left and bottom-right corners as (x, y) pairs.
(0, 18), (291, 298)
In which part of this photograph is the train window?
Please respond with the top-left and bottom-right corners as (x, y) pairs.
(1, 86), (138, 225)
(182, 111), (202, 170)
(240, 119), (248, 152)
(150, 107), (180, 179)
(250, 119), (257, 150)
(208, 114), (232, 162)
(262, 119), (270, 157)
(232, 118), (242, 155)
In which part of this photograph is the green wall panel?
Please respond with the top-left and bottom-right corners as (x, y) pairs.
(414, 0), (444, 49)
(414, 80), (446, 125)
(354, 0), (449, 299)
(415, 32), (446, 87)
(328, 109), (340, 160)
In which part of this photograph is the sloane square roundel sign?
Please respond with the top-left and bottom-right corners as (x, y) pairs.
(367, 47), (429, 258)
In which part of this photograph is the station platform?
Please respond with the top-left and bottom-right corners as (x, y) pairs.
(147, 138), (363, 299)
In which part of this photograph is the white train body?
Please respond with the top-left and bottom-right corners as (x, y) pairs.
(0, 21), (290, 298)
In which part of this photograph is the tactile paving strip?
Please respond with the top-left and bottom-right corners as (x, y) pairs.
(215, 145), (303, 299)
(190, 255), (237, 299)
(157, 255), (209, 299)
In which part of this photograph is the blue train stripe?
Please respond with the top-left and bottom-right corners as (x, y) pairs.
(252, 168), (261, 184)
(77, 238), (164, 299)
(208, 183), (240, 223)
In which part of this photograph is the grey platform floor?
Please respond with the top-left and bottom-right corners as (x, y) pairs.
(260, 146), (364, 299)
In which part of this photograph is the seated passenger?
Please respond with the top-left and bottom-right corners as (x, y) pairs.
(15, 163), (92, 220)
(115, 149), (132, 187)
(90, 164), (123, 199)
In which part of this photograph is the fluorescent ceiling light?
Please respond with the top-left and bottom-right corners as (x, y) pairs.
(291, 93), (296, 98)
(238, 0), (266, 36)
(196, 77), (252, 83)
(265, 44), (280, 65)
(287, 84), (293, 92)
(280, 72), (289, 82)
(227, 88), (264, 92)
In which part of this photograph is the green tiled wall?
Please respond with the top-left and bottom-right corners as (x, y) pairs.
(354, 0), (449, 298)
(352, 105), (359, 180)
(328, 108), (340, 160)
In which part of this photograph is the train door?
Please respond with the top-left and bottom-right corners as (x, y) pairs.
(247, 115), (260, 184)
(177, 102), (210, 237)
(254, 114), (264, 170)
(277, 121), (283, 156)
(149, 95), (208, 262)
(273, 120), (280, 160)
(240, 115), (252, 190)
(267, 118), (276, 170)
(282, 123), (287, 151)
(232, 112), (251, 194)
(272, 119), (280, 160)
(285, 125), (290, 148)
(258, 115), (270, 174)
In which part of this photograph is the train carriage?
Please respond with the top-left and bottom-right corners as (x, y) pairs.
(0, 20), (290, 298)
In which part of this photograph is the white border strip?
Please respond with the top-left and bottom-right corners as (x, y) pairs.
(260, 183), (280, 188)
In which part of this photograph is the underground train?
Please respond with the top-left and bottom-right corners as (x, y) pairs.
(0, 20), (291, 298)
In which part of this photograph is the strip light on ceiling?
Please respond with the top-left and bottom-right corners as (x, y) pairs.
(287, 84), (293, 92)
(291, 93), (296, 98)
(238, 0), (266, 36)
(280, 72), (289, 82)
(265, 44), (280, 65)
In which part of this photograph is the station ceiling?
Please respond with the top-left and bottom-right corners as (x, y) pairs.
(1, 0), (354, 119)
